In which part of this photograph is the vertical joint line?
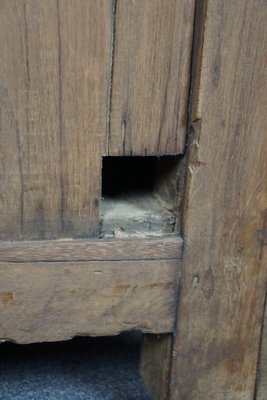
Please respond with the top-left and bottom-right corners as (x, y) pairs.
(57, 0), (64, 233)
(179, 0), (207, 240)
(15, 123), (24, 233)
(169, 0), (209, 391)
(23, 0), (30, 88)
(107, 0), (117, 155)
(23, 0), (30, 171)
(187, 0), (208, 127)
(21, 0), (31, 233)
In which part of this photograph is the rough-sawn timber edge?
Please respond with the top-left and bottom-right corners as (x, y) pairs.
(0, 236), (182, 262)
(0, 237), (182, 344)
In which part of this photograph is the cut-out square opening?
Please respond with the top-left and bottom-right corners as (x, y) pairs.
(102, 157), (155, 197)
(101, 156), (182, 238)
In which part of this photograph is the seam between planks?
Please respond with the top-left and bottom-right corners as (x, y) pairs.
(106, 0), (117, 155)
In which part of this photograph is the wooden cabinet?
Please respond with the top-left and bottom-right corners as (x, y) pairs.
(0, 1), (266, 399)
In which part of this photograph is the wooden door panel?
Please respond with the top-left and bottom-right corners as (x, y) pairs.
(0, 0), (112, 240)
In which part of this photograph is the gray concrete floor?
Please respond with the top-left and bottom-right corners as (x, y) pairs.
(0, 333), (150, 400)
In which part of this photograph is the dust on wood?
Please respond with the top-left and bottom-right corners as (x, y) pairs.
(100, 193), (176, 238)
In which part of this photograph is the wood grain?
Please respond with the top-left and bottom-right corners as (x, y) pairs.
(170, 0), (267, 399)
(0, 236), (183, 262)
(140, 334), (173, 400)
(109, 0), (195, 156)
(0, 0), (112, 240)
(58, 0), (112, 237)
(0, 0), (61, 240)
(0, 259), (180, 344)
(256, 292), (267, 400)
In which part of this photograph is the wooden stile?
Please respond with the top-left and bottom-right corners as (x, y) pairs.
(169, 0), (267, 398)
(140, 334), (173, 400)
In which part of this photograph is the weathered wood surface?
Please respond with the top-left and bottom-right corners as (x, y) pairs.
(0, 0), (112, 240)
(170, 0), (267, 399)
(140, 334), (173, 400)
(256, 293), (267, 400)
(0, 0), (61, 240)
(109, 0), (195, 156)
(0, 236), (183, 262)
(58, 0), (112, 237)
(0, 260), (180, 344)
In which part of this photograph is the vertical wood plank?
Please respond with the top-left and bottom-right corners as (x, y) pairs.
(0, 0), (112, 240)
(170, 0), (267, 399)
(109, 0), (195, 156)
(58, 0), (112, 237)
(139, 161), (188, 398)
(140, 334), (173, 400)
(0, 0), (61, 240)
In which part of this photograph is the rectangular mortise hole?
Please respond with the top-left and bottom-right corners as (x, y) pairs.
(100, 156), (182, 238)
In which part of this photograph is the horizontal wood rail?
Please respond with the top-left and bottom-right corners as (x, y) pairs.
(0, 236), (182, 344)
(0, 236), (182, 262)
